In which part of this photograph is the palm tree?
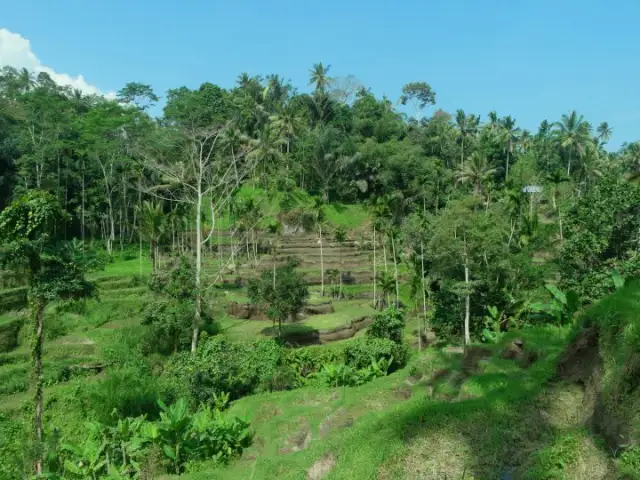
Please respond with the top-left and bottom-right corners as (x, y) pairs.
(138, 201), (165, 273)
(455, 152), (497, 198)
(579, 143), (603, 191)
(18, 68), (36, 92)
(501, 116), (521, 181)
(487, 110), (499, 130)
(334, 227), (347, 299)
(520, 130), (533, 153)
(553, 111), (590, 176)
(503, 189), (523, 246)
(309, 198), (327, 296)
(270, 104), (304, 154)
(546, 168), (569, 244)
(263, 74), (291, 107)
(248, 124), (285, 184)
(455, 109), (474, 168)
(597, 121), (613, 143)
(309, 63), (333, 93)
(376, 271), (396, 309)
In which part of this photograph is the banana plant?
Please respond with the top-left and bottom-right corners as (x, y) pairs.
(529, 284), (580, 325)
(62, 439), (107, 480)
(156, 398), (193, 474)
(481, 305), (504, 343)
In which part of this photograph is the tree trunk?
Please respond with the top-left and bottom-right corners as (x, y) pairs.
(192, 189), (203, 353)
(391, 233), (400, 307)
(339, 240), (343, 299)
(463, 253), (471, 346)
(81, 170), (85, 244)
(319, 224), (325, 296)
(33, 297), (46, 476)
(373, 227), (377, 309)
(421, 240), (427, 334)
(567, 148), (572, 176)
(461, 137), (465, 168)
(505, 142), (511, 181)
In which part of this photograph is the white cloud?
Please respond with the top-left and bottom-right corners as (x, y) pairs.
(0, 28), (114, 97)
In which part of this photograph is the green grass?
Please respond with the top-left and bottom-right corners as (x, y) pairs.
(323, 203), (369, 229)
(90, 257), (152, 278)
(218, 300), (375, 342)
(303, 301), (375, 330)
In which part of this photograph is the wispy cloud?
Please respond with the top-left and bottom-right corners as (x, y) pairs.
(0, 28), (114, 97)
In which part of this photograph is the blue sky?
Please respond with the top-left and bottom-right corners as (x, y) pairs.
(1, 0), (639, 149)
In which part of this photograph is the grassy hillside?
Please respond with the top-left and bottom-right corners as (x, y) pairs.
(178, 326), (618, 479)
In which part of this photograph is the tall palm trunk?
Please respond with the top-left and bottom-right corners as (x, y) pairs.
(373, 227), (377, 309)
(463, 236), (471, 346)
(505, 140), (511, 181)
(33, 297), (46, 476)
(391, 233), (400, 307)
(339, 239), (343, 299)
(319, 224), (325, 296)
(421, 240), (427, 334)
(567, 148), (573, 176)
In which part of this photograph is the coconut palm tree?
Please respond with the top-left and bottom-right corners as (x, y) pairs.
(138, 201), (166, 273)
(455, 152), (497, 199)
(18, 68), (37, 92)
(500, 116), (521, 181)
(487, 110), (499, 130)
(334, 226), (347, 299)
(309, 63), (333, 93)
(270, 104), (304, 154)
(248, 123), (285, 185)
(597, 121), (613, 143)
(545, 168), (570, 244)
(309, 197), (327, 296)
(553, 111), (590, 176)
(578, 143), (604, 192)
(456, 109), (478, 168)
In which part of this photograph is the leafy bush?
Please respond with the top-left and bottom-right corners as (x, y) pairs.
(166, 336), (283, 404)
(367, 306), (405, 344)
(343, 337), (407, 372)
(315, 356), (393, 388)
(283, 344), (344, 386)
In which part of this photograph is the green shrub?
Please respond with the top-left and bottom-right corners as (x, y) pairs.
(283, 343), (343, 384)
(367, 306), (405, 344)
(344, 337), (408, 372)
(166, 336), (283, 405)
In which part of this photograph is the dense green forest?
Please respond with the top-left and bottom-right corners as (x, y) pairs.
(1, 64), (640, 479)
